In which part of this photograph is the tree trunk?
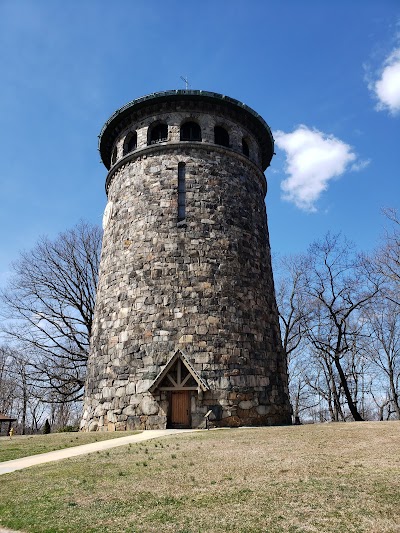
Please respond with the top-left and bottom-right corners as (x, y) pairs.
(334, 357), (364, 421)
(21, 367), (28, 435)
(388, 370), (400, 420)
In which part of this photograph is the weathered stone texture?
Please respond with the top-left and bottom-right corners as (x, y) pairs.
(81, 91), (292, 431)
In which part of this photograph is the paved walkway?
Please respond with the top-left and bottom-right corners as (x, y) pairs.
(0, 429), (198, 476)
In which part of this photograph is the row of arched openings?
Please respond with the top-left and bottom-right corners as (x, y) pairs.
(111, 122), (251, 165)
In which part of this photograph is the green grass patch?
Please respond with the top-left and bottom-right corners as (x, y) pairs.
(0, 422), (399, 532)
(0, 431), (140, 462)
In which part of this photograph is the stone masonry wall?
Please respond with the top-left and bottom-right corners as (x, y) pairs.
(81, 100), (292, 431)
(112, 111), (262, 170)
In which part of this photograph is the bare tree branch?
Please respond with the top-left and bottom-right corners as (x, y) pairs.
(0, 221), (102, 402)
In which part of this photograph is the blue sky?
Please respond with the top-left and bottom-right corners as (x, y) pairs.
(0, 1), (399, 286)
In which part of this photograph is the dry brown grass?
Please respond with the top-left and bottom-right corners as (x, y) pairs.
(0, 431), (140, 462)
(0, 422), (399, 532)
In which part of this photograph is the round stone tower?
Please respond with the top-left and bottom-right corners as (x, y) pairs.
(81, 90), (292, 431)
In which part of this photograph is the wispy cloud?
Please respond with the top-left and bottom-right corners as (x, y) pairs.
(274, 126), (366, 212)
(350, 159), (371, 172)
(368, 47), (400, 116)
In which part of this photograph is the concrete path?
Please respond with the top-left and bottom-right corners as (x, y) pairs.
(0, 429), (198, 476)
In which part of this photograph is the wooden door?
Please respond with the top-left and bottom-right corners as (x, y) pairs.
(170, 391), (191, 428)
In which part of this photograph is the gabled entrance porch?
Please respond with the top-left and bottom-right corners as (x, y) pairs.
(149, 350), (209, 428)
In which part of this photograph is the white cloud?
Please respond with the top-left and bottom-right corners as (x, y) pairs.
(350, 159), (371, 172)
(370, 48), (400, 115)
(274, 126), (360, 212)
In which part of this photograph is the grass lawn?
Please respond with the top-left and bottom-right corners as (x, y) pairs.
(0, 422), (399, 532)
(0, 431), (140, 462)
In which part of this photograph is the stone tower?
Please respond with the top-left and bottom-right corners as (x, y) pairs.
(81, 90), (292, 431)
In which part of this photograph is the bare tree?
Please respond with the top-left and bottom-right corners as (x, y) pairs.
(28, 396), (47, 433)
(0, 222), (102, 401)
(274, 220), (400, 423)
(49, 399), (81, 429)
(304, 323), (346, 422)
(275, 254), (314, 423)
(0, 346), (19, 416)
(374, 208), (400, 306)
(0, 346), (44, 434)
(275, 254), (311, 358)
(303, 233), (380, 421)
(363, 299), (400, 419)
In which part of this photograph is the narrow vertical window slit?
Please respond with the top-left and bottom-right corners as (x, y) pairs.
(178, 162), (186, 222)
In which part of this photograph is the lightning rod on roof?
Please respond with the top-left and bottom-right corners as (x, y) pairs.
(180, 75), (189, 90)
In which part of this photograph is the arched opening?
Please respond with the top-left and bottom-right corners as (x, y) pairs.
(214, 126), (229, 147)
(180, 121), (202, 142)
(148, 123), (168, 145)
(111, 146), (117, 165)
(124, 132), (137, 155)
(242, 138), (250, 157)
